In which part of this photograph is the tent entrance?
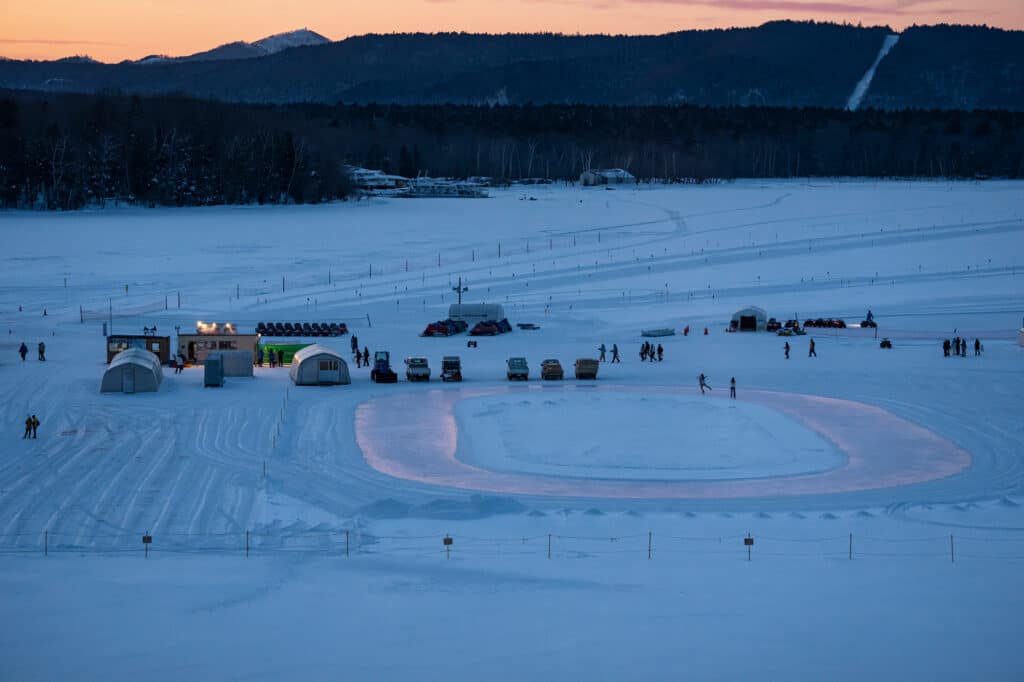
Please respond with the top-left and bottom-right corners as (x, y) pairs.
(739, 315), (757, 331)
(122, 367), (136, 393)
(318, 359), (340, 384)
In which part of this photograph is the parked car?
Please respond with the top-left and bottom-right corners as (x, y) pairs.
(540, 359), (564, 380)
(441, 356), (462, 382)
(506, 357), (529, 381)
(404, 356), (430, 382)
(574, 358), (599, 380)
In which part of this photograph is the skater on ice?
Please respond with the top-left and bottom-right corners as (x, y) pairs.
(698, 373), (712, 394)
(808, 339), (817, 357)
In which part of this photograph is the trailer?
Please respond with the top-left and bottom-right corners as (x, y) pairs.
(574, 358), (599, 380)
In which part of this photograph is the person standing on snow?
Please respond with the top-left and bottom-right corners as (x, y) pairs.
(362, 347), (370, 366)
(598, 344), (606, 362)
(611, 344), (620, 363)
(277, 349), (285, 366)
(975, 338), (982, 356)
(37, 342), (45, 361)
(808, 339), (817, 357)
(257, 348), (264, 367)
(698, 373), (712, 394)
(19, 342), (27, 361)
(784, 341), (790, 360)
(656, 344), (663, 362)
(23, 415), (32, 439)
(954, 338), (960, 356)
(942, 339), (951, 357)
(730, 377), (736, 399)
(351, 335), (359, 356)
(640, 343), (648, 362)
(31, 415), (39, 439)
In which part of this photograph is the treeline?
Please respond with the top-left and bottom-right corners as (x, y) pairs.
(1, 90), (1021, 210)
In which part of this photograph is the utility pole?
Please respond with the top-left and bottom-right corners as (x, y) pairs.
(452, 277), (468, 307)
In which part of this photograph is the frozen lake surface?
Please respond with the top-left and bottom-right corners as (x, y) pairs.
(1, 179), (1023, 680)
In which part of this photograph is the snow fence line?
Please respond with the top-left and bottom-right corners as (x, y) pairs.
(6, 529), (1024, 563)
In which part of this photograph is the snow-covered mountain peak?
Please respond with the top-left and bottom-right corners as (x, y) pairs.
(252, 29), (330, 55)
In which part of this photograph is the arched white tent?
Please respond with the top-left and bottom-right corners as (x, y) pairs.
(731, 306), (768, 332)
(101, 348), (163, 393)
(289, 344), (351, 385)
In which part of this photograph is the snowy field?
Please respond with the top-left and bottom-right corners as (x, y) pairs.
(1, 180), (1023, 680)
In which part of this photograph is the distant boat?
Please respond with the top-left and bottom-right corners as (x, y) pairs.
(641, 328), (675, 337)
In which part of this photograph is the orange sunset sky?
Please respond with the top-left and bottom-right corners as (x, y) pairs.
(2, 0), (1021, 62)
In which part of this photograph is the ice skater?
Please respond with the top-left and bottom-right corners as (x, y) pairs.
(808, 339), (816, 357)
(611, 343), (620, 363)
(19, 342), (27, 361)
(598, 343), (606, 362)
(784, 341), (790, 360)
(730, 377), (736, 399)
(698, 373), (712, 394)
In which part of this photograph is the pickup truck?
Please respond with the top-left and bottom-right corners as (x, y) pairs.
(540, 359), (564, 380)
(440, 356), (462, 382)
(404, 356), (431, 382)
(506, 357), (529, 381)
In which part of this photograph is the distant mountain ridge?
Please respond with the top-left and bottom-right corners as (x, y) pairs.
(132, 29), (330, 64)
(0, 22), (1020, 110)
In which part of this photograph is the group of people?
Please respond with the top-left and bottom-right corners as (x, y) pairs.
(943, 337), (981, 357)
(17, 342), (45, 362)
(350, 337), (371, 368)
(22, 415), (40, 439)
(782, 338), (815, 359)
(697, 374), (738, 399)
(597, 343), (621, 363)
(255, 348), (285, 368)
(639, 341), (663, 362)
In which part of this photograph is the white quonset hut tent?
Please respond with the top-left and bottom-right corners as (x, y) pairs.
(289, 345), (350, 385)
(101, 348), (163, 393)
(731, 306), (768, 332)
(448, 303), (505, 323)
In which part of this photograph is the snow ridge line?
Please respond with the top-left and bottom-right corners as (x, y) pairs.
(847, 34), (900, 112)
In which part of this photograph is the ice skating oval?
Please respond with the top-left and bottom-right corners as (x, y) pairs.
(353, 385), (972, 499)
